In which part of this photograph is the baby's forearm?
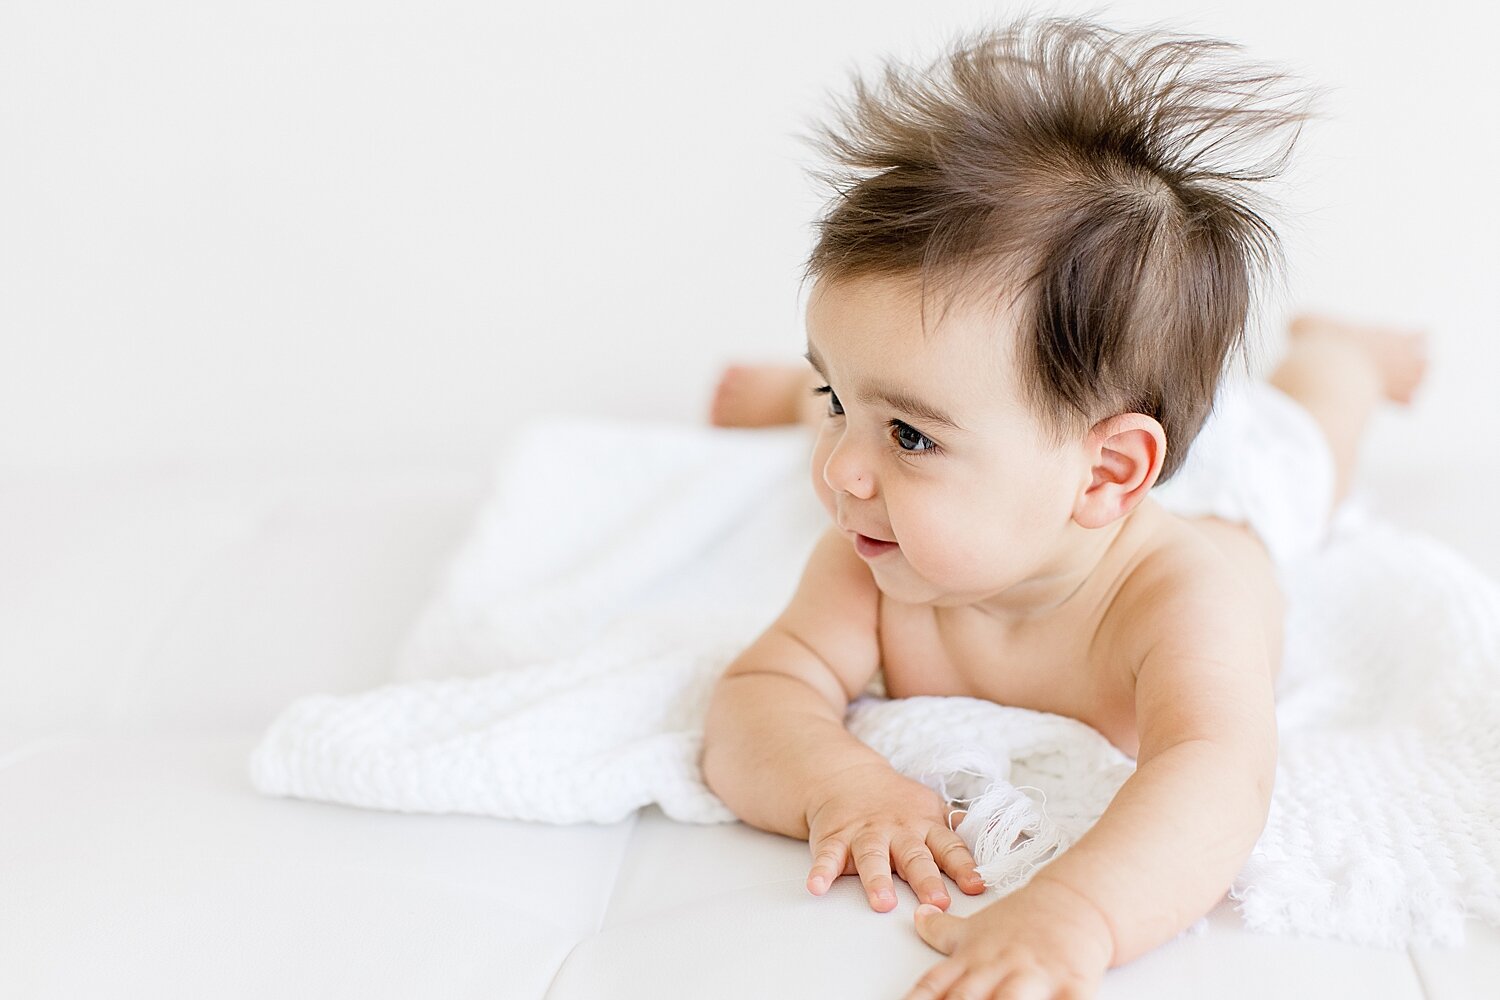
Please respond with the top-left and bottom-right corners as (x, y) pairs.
(1028, 739), (1274, 967)
(701, 671), (892, 840)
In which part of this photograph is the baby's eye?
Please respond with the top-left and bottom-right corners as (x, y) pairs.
(890, 420), (939, 456)
(811, 384), (843, 417)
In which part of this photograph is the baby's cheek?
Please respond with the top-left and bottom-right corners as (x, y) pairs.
(894, 509), (960, 575)
(902, 504), (1004, 588)
(808, 440), (839, 520)
(816, 493), (837, 526)
(809, 473), (837, 526)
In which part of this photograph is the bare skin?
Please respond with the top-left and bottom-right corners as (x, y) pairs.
(700, 280), (1428, 986)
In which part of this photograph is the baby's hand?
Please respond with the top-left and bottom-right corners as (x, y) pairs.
(804, 762), (987, 912)
(903, 876), (1114, 999)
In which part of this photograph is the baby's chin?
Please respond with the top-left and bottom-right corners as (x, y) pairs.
(867, 554), (1014, 608)
(866, 558), (971, 607)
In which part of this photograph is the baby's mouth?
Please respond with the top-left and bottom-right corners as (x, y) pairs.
(854, 533), (900, 558)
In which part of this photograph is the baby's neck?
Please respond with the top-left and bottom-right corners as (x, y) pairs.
(967, 500), (1165, 630)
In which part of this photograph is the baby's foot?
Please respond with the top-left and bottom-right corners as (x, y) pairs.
(1288, 313), (1430, 405)
(708, 363), (818, 428)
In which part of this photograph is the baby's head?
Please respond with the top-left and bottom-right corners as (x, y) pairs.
(799, 16), (1309, 609)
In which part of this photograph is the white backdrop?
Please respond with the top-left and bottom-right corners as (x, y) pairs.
(3, 0), (1495, 481)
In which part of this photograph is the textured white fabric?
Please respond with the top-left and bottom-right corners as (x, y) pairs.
(1152, 375), (1337, 572)
(250, 412), (1500, 951)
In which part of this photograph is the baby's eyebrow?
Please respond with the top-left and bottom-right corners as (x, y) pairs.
(803, 342), (966, 432)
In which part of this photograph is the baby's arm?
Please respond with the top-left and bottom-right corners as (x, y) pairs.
(701, 525), (984, 910)
(701, 525), (889, 835)
(1037, 610), (1276, 964)
(902, 584), (1277, 996)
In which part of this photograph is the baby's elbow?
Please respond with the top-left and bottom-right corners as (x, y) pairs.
(698, 721), (743, 806)
(1254, 716), (1279, 806)
(1257, 744), (1277, 806)
(699, 745), (727, 800)
(699, 689), (733, 773)
(1244, 739), (1277, 836)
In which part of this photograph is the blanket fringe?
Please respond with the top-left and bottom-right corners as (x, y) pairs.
(956, 780), (1065, 896)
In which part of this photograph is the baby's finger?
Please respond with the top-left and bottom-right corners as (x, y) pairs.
(989, 968), (1055, 1000)
(901, 958), (966, 1000)
(850, 831), (898, 911)
(807, 838), (849, 895)
(941, 968), (1010, 1000)
(890, 832), (950, 908)
(927, 827), (986, 895)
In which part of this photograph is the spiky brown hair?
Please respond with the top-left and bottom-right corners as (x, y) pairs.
(800, 16), (1313, 482)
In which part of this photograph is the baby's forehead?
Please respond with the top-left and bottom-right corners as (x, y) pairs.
(809, 273), (1024, 373)
(807, 273), (1034, 426)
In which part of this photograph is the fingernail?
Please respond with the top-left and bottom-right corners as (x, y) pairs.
(809, 876), (826, 892)
(916, 903), (940, 917)
(877, 889), (895, 903)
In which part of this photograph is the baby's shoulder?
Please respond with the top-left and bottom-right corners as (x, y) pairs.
(1101, 512), (1273, 675)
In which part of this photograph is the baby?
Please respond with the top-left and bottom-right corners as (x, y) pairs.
(698, 16), (1428, 1000)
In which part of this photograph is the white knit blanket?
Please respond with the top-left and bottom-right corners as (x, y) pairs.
(249, 416), (1500, 951)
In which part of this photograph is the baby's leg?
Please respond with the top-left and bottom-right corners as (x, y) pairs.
(708, 363), (825, 431)
(1268, 314), (1429, 514)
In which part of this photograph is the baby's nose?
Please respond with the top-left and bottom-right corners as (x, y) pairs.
(822, 436), (877, 499)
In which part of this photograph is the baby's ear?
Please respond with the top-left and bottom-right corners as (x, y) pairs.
(1071, 413), (1167, 529)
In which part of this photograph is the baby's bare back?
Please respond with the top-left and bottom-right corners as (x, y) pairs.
(874, 500), (1285, 760)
